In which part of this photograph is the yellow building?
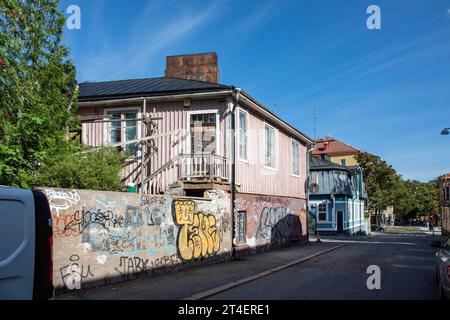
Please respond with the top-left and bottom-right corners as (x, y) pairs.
(312, 137), (360, 167)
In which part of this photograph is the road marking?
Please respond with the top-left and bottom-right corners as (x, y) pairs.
(183, 245), (344, 300)
(392, 264), (435, 270)
(318, 239), (419, 246)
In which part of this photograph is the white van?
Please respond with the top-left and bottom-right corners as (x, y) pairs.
(0, 187), (54, 300)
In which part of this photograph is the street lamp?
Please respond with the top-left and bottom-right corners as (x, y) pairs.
(441, 128), (450, 135)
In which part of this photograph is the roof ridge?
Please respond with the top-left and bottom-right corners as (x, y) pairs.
(78, 76), (231, 87)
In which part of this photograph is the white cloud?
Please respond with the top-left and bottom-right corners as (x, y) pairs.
(447, 8), (450, 15)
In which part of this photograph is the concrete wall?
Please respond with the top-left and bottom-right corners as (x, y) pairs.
(235, 194), (307, 253)
(45, 188), (232, 292)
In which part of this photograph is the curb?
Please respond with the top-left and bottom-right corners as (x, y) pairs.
(183, 244), (345, 300)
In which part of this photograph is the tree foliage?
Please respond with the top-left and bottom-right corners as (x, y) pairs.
(0, 0), (124, 191)
(356, 152), (399, 218)
(356, 152), (439, 224)
(393, 179), (439, 221)
(32, 146), (125, 191)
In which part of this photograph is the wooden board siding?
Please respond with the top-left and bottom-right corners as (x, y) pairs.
(76, 98), (308, 198)
(235, 106), (307, 199)
(76, 99), (228, 189)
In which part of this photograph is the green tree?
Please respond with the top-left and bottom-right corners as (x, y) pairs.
(356, 152), (400, 225)
(394, 179), (439, 221)
(0, 0), (124, 190)
(33, 146), (125, 191)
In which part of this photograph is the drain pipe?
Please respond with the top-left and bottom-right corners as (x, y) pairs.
(305, 143), (314, 243)
(231, 87), (241, 259)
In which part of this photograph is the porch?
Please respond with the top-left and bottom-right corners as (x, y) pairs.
(142, 153), (230, 195)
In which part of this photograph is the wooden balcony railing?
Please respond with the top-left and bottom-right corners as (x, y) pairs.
(178, 153), (229, 181)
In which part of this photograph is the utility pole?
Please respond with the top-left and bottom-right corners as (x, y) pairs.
(312, 108), (318, 141)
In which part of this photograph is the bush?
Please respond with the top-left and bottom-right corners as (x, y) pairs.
(33, 146), (125, 191)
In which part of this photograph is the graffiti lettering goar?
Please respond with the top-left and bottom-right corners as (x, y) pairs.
(45, 189), (80, 216)
(173, 200), (221, 261)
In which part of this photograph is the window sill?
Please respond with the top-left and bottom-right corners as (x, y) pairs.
(263, 166), (277, 172)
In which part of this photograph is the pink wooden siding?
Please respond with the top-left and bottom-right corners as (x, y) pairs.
(77, 99), (228, 190)
(77, 98), (307, 198)
(235, 107), (307, 199)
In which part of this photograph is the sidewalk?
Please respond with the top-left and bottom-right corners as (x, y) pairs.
(57, 241), (342, 300)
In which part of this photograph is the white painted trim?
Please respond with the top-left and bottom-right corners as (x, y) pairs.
(290, 138), (301, 177)
(236, 107), (249, 163)
(263, 122), (278, 171)
(317, 201), (329, 222)
(186, 109), (221, 156)
(103, 106), (142, 159)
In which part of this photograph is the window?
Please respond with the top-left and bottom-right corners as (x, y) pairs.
(341, 159), (347, 166)
(291, 140), (300, 176)
(238, 110), (248, 161)
(264, 124), (276, 168)
(237, 211), (247, 244)
(318, 203), (327, 221)
(190, 112), (217, 155)
(107, 110), (138, 156)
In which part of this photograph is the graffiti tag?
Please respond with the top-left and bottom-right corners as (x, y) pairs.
(60, 255), (94, 290)
(45, 189), (80, 216)
(173, 200), (221, 261)
(255, 206), (297, 245)
(115, 256), (149, 279)
(64, 209), (124, 234)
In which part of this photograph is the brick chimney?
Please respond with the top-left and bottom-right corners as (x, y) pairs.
(165, 52), (219, 84)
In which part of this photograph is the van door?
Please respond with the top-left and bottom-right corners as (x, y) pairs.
(0, 187), (36, 300)
(32, 190), (54, 300)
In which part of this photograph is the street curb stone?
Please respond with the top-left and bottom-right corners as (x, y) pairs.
(183, 245), (345, 300)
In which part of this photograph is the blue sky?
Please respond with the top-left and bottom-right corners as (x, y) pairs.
(60, 0), (450, 182)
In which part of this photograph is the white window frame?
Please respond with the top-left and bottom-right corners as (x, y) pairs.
(318, 202), (328, 221)
(186, 109), (221, 156)
(263, 122), (278, 171)
(237, 107), (249, 163)
(291, 138), (300, 177)
(104, 106), (141, 160)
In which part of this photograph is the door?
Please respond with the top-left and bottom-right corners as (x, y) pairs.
(190, 113), (217, 155)
(188, 112), (219, 177)
(337, 211), (344, 233)
(0, 188), (36, 300)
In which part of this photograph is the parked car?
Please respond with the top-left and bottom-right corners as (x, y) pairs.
(432, 238), (450, 300)
(371, 225), (385, 232)
(0, 187), (54, 300)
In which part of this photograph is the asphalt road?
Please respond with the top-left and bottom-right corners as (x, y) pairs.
(206, 233), (440, 300)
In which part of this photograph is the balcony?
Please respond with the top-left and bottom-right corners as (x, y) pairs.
(143, 153), (229, 195)
(178, 153), (229, 182)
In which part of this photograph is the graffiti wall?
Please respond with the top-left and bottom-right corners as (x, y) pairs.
(236, 194), (307, 252)
(46, 188), (232, 292)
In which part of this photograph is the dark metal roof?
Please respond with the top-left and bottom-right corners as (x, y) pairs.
(309, 156), (367, 198)
(310, 156), (349, 171)
(78, 77), (232, 101)
(310, 170), (354, 195)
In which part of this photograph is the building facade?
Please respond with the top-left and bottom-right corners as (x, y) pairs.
(312, 137), (360, 167)
(308, 156), (367, 235)
(439, 173), (450, 236)
(76, 53), (313, 254)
